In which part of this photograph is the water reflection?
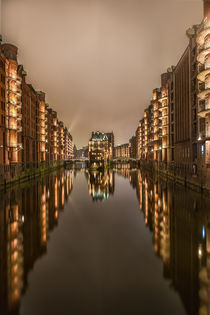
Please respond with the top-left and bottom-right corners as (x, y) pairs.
(0, 169), (74, 314)
(1, 167), (210, 315)
(87, 170), (115, 201)
(125, 169), (210, 315)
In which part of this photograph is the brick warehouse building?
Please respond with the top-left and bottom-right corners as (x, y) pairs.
(0, 39), (74, 183)
(135, 0), (210, 191)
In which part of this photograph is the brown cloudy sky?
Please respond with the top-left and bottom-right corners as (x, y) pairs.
(1, 0), (203, 148)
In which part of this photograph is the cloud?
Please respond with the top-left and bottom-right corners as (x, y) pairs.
(2, 0), (203, 147)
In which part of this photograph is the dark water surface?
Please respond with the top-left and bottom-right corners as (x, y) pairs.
(0, 168), (209, 315)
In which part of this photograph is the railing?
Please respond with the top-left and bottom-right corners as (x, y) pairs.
(198, 100), (205, 112)
(198, 64), (205, 73)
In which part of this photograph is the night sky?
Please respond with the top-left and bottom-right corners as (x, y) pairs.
(1, 0), (202, 148)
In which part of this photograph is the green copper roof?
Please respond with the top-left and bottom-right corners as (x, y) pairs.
(186, 28), (195, 38)
(22, 70), (27, 76)
(91, 132), (108, 141)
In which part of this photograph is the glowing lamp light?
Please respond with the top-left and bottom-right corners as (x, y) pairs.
(198, 245), (203, 259)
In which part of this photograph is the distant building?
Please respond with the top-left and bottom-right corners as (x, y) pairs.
(73, 145), (77, 159)
(76, 146), (88, 159)
(106, 132), (115, 159)
(88, 131), (109, 167)
(129, 136), (137, 158)
(114, 143), (130, 159)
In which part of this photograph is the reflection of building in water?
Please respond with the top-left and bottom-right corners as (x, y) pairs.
(88, 170), (115, 201)
(0, 169), (74, 315)
(128, 169), (210, 315)
(6, 196), (24, 313)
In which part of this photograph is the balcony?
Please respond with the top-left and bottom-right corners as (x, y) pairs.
(197, 68), (210, 82)
(198, 102), (210, 117)
(158, 95), (168, 103)
(197, 47), (210, 64)
(162, 120), (168, 127)
(198, 82), (205, 93)
(8, 124), (17, 130)
(197, 26), (210, 46)
(159, 113), (168, 120)
(159, 104), (167, 111)
(8, 112), (17, 118)
(198, 129), (210, 140)
(198, 88), (210, 100)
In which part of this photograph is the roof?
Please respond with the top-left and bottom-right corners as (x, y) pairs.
(91, 131), (108, 141)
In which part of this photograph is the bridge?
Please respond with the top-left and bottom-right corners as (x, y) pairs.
(111, 158), (138, 163)
(72, 158), (88, 162)
(64, 158), (139, 168)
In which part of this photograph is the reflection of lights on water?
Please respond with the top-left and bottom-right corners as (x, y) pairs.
(158, 199), (161, 207)
(198, 245), (203, 259)
(22, 216), (24, 223)
(202, 225), (206, 239)
(47, 190), (50, 199)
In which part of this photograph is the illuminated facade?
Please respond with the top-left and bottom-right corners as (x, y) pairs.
(134, 1), (210, 190)
(22, 81), (38, 164)
(88, 131), (109, 167)
(136, 72), (171, 165)
(3, 44), (23, 165)
(106, 132), (115, 160)
(0, 45), (6, 165)
(135, 121), (141, 159)
(197, 0), (210, 167)
(58, 121), (65, 161)
(0, 39), (74, 182)
(36, 91), (46, 162)
(114, 143), (130, 159)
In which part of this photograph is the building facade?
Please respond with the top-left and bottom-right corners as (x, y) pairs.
(106, 132), (115, 160)
(0, 39), (74, 183)
(88, 131), (109, 167)
(134, 0), (210, 190)
(114, 143), (130, 159)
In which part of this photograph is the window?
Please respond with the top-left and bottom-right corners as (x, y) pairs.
(193, 109), (196, 120)
(1, 88), (5, 97)
(0, 74), (5, 84)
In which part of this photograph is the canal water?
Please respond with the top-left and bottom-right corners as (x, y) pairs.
(0, 167), (209, 315)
